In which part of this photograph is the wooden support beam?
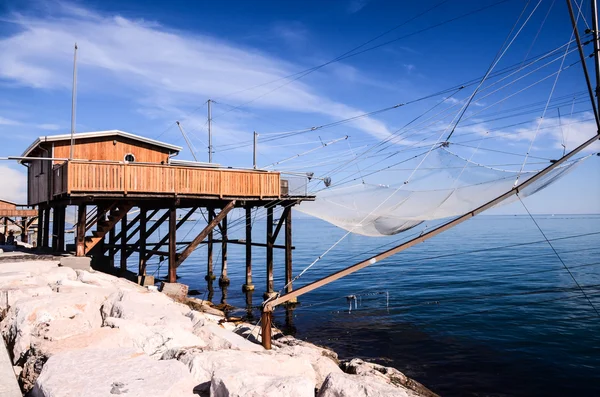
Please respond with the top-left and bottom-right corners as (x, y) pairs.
(120, 212), (128, 271)
(242, 206), (254, 291)
(108, 226), (116, 267)
(76, 204), (86, 257)
(285, 207), (293, 295)
(266, 206), (274, 296)
(206, 208), (215, 281)
(51, 208), (59, 251)
(125, 209), (159, 258)
(175, 201), (235, 269)
(43, 207), (50, 249)
(261, 310), (272, 350)
(21, 217), (29, 244)
(168, 207), (177, 283)
(272, 207), (290, 243)
(2, 217), (7, 240)
(219, 214), (230, 285)
(56, 206), (66, 251)
(139, 209), (147, 276)
(142, 207), (196, 262)
(36, 206), (43, 249)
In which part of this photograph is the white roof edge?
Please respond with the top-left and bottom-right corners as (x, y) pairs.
(21, 130), (182, 158)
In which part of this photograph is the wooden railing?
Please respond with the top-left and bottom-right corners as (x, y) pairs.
(51, 161), (282, 198)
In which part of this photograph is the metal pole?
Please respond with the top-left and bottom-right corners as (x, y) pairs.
(208, 99), (213, 163)
(253, 131), (257, 169)
(70, 43), (78, 160)
(567, 0), (600, 129)
(591, 0), (600, 111)
(176, 121), (198, 162)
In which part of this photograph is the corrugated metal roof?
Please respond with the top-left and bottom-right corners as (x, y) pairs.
(21, 130), (182, 158)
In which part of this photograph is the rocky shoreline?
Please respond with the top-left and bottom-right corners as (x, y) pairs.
(0, 252), (438, 397)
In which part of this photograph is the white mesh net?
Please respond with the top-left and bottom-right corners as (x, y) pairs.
(296, 147), (585, 236)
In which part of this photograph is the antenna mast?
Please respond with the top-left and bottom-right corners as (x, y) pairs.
(69, 43), (78, 160)
(176, 121), (198, 162)
(207, 99), (213, 163)
(591, 0), (600, 113)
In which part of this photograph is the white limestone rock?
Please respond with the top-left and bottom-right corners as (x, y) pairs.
(101, 289), (193, 329)
(33, 266), (77, 286)
(317, 372), (421, 397)
(0, 260), (59, 276)
(104, 317), (206, 358)
(0, 290), (110, 362)
(211, 369), (315, 397)
(76, 269), (143, 292)
(192, 322), (263, 352)
(165, 348), (316, 396)
(30, 348), (197, 397)
(0, 283), (53, 313)
(272, 336), (342, 389)
(341, 358), (437, 397)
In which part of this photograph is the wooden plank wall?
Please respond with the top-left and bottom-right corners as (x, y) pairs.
(66, 162), (281, 197)
(0, 209), (38, 217)
(53, 137), (171, 163)
(27, 159), (51, 205)
(0, 201), (16, 210)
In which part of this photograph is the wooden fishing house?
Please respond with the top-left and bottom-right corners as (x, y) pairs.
(0, 199), (38, 244)
(21, 130), (313, 295)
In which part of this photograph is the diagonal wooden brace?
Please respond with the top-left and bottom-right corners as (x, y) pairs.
(175, 201), (235, 268)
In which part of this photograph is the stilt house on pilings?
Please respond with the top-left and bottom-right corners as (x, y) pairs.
(21, 130), (313, 294)
(0, 199), (38, 244)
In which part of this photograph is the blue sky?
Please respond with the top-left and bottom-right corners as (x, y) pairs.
(0, 0), (598, 214)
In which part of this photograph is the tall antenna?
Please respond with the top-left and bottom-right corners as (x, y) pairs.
(253, 131), (258, 169)
(207, 99), (213, 163)
(69, 43), (78, 160)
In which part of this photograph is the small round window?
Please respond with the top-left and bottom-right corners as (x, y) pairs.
(124, 153), (135, 162)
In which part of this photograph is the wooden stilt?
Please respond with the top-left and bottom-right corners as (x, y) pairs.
(51, 207), (59, 251)
(265, 206), (274, 297)
(36, 206), (43, 249)
(56, 206), (66, 252)
(120, 211), (128, 271)
(2, 217), (7, 241)
(219, 214), (230, 285)
(206, 208), (215, 280)
(75, 204), (86, 257)
(168, 207), (177, 283)
(285, 207), (293, 296)
(21, 217), (28, 243)
(242, 206), (255, 291)
(43, 207), (50, 249)
(108, 225), (116, 268)
(139, 209), (147, 276)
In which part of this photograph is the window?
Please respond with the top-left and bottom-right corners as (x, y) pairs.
(124, 153), (135, 162)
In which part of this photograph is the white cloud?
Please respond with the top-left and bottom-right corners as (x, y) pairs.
(36, 123), (61, 130)
(0, 4), (393, 141)
(0, 116), (21, 125)
(0, 165), (27, 203)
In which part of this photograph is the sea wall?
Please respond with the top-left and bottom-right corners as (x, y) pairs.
(0, 251), (437, 397)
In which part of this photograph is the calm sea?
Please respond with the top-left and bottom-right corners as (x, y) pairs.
(144, 214), (600, 396)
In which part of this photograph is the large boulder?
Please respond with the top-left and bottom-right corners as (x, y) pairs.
(0, 260), (59, 276)
(318, 372), (421, 397)
(164, 348), (316, 396)
(101, 289), (193, 329)
(75, 269), (144, 292)
(0, 289), (111, 363)
(103, 317), (206, 358)
(272, 336), (341, 389)
(192, 322), (263, 352)
(30, 348), (197, 397)
(341, 358), (438, 397)
(211, 369), (315, 397)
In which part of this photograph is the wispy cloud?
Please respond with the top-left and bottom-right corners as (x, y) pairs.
(0, 3), (394, 142)
(348, 0), (371, 14)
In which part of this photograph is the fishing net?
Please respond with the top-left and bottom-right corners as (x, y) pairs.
(296, 147), (585, 236)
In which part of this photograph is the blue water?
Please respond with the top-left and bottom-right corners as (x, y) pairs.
(145, 214), (600, 396)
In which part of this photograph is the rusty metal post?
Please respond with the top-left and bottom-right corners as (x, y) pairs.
(75, 204), (86, 256)
(265, 206), (274, 297)
(219, 214), (230, 285)
(261, 309), (272, 350)
(21, 217), (28, 243)
(243, 206), (255, 291)
(206, 208), (216, 280)
(2, 217), (7, 241)
(120, 211), (128, 271)
(168, 207), (177, 283)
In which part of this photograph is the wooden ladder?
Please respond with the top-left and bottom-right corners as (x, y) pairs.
(84, 202), (133, 254)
